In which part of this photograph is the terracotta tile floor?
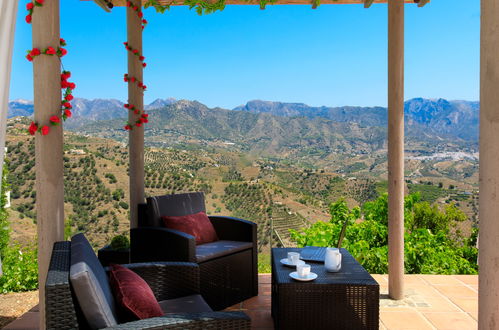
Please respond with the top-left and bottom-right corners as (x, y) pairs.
(227, 274), (478, 330)
(5, 274), (478, 329)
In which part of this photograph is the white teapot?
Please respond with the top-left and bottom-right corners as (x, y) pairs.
(324, 247), (342, 272)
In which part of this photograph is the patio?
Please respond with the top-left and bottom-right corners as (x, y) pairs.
(4, 273), (478, 330)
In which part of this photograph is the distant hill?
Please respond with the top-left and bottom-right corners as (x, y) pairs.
(234, 98), (479, 141)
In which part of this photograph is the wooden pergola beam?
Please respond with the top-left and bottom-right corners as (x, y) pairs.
(127, 0), (145, 229)
(479, 0), (499, 328)
(31, 1), (64, 328)
(82, 0), (416, 6)
(387, 0), (404, 300)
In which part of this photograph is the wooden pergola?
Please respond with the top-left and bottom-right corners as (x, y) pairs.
(1, 0), (498, 329)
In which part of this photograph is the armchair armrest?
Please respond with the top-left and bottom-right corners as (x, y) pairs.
(208, 216), (257, 243)
(119, 262), (200, 301)
(130, 227), (196, 263)
(102, 311), (251, 329)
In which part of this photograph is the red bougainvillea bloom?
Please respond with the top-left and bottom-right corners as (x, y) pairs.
(142, 113), (149, 118)
(136, 122), (142, 127)
(60, 38), (66, 45)
(68, 82), (76, 89)
(142, 19), (147, 25)
(131, 77), (136, 83)
(41, 125), (49, 135)
(35, 0), (44, 4)
(50, 115), (61, 124)
(134, 109), (140, 114)
(65, 94), (74, 101)
(61, 72), (71, 80)
(29, 122), (38, 135)
(26, 54), (33, 62)
(45, 47), (56, 55)
(138, 12), (143, 18)
(142, 63), (147, 68)
(60, 48), (67, 56)
(64, 109), (72, 118)
(31, 48), (41, 56)
(133, 49), (139, 54)
(139, 56), (145, 61)
(63, 102), (72, 109)
(27, 2), (34, 10)
(25, 15), (32, 23)
(143, 85), (147, 90)
(61, 80), (69, 88)
(124, 125), (132, 130)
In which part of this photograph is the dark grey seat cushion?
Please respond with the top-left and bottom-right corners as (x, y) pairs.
(159, 294), (213, 315)
(70, 234), (118, 329)
(147, 192), (206, 227)
(195, 240), (253, 263)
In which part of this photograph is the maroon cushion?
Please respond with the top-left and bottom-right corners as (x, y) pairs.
(109, 264), (164, 320)
(162, 211), (219, 245)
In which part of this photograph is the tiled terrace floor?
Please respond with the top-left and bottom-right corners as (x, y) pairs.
(5, 274), (478, 330)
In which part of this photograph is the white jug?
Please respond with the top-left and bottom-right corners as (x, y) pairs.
(325, 248), (342, 272)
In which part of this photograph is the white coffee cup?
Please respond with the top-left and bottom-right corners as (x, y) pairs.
(287, 252), (300, 265)
(297, 264), (311, 278)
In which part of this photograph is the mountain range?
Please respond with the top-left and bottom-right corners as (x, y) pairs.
(7, 97), (479, 157)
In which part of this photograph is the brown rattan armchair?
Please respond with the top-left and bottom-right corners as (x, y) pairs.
(45, 237), (250, 329)
(130, 192), (258, 310)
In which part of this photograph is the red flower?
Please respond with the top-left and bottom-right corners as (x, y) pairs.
(135, 122), (142, 127)
(124, 76), (128, 82)
(124, 104), (130, 109)
(25, 15), (32, 23)
(68, 82), (76, 90)
(60, 38), (66, 46)
(124, 125), (132, 130)
(27, 2), (34, 10)
(137, 82), (143, 87)
(143, 85), (147, 90)
(142, 19), (147, 25)
(50, 115), (61, 124)
(45, 47), (56, 55)
(142, 63), (147, 68)
(134, 109), (139, 114)
(123, 41), (128, 46)
(61, 71), (71, 80)
(131, 77), (136, 83)
(35, 0), (44, 4)
(26, 54), (33, 62)
(139, 55), (145, 61)
(126, 1), (131, 6)
(65, 94), (74, 101)
(59, 48), (67, 57)
(63, 102), (72, 109)
(142, 113), (149, 118)
(29, 122), (38, 135)
(41, 125), (49, 135)
(138, 12), (143, 18)
(61, 80), (69, 88)
(64, 109), (72, 118)
(133, 6), (138, 10)
(133, 49), (139, 54)
(31, 48), (41, 56)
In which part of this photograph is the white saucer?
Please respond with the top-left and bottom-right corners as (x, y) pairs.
(289, 271), (318, 281)
(280, 258), (305, 267)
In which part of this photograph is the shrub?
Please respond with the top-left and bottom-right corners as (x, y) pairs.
(110, 234), (130, 251)
(0, 243), (38, 293)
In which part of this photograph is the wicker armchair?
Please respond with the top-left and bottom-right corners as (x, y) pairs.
(45, 240), (250, 329)
(130, 192), (258, 310)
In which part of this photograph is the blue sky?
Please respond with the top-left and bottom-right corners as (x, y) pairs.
(9, 0), (479, 109)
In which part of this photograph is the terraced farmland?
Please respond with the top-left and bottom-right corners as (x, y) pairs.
(271, 206), (309, 247)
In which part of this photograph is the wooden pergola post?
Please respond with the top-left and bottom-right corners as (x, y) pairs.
(479, 0), (499, 327)
(127, 0), (145, 228)
(32, 1), (64, 328)
(387, 0), (404, 300)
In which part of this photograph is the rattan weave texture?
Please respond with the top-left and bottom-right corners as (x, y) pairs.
(271, 247), (379, 330)
(45, 241), (251, 329)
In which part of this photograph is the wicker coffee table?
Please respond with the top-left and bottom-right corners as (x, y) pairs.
(271, 247), (379, 330)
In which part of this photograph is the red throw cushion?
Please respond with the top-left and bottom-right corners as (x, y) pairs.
(162, 211), (219, 245)
(109, 264), (164, 320)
